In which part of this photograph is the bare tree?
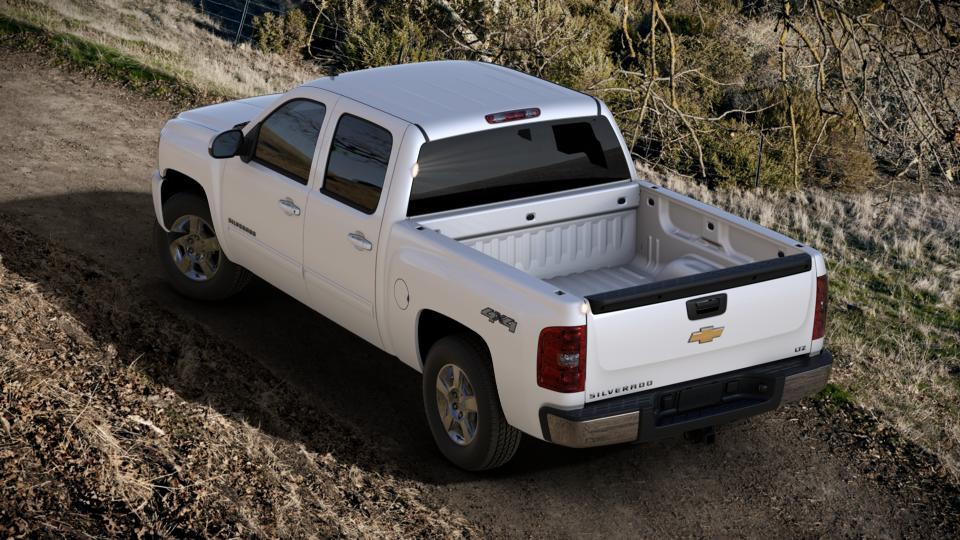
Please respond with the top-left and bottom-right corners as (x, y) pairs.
(781, 0), (960, 184)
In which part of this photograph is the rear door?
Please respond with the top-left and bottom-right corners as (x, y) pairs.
(583, 256), (818, 402)
(301, 100), (406, 348)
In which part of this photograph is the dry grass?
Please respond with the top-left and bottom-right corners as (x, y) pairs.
(644, 165), (960, 479)
(0, 0), (321, 98)
(0, 225), (475, 538)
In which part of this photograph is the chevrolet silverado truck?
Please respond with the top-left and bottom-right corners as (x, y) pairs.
(152, 61), (831, 470)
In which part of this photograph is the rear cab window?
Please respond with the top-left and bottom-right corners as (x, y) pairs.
(408, 116), (630, 216)
(322, 114), (393, 214)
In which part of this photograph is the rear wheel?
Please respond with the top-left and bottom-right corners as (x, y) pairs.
(154, 192), (251, 301)
(423, 335), (521, 471)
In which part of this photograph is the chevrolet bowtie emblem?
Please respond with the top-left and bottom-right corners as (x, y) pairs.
(689, 325), (724, 344)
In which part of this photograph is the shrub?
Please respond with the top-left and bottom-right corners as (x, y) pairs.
(283, 9), (309, 55)
(252, 9), (309, 58)
(252, 12), (283, 55)
(491, 0), (619, 90)
(754, 86), (876, 190)
(701, 125), (796, 189)
(336, 1), (445, 71)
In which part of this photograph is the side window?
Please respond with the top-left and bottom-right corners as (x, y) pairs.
(322, 114), (393, 214)
(254, 99), (326, 185)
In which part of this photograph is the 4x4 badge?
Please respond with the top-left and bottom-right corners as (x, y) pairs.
(689, 325), (724, 344)
(481, 307), (517, 333)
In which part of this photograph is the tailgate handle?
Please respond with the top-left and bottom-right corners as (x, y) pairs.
(687, 294), (727, 320)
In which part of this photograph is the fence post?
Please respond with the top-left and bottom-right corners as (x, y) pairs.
(235, 0), (251, 45)
(754, 129), (765, 188)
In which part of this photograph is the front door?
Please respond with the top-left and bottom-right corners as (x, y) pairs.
(220, 98), (330, 299)
(303, 101), (404, 347)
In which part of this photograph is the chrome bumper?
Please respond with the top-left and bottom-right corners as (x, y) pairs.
(545, 411), (641, 449)
(781, 361), (833, 403)
(541, 350), (833, 449)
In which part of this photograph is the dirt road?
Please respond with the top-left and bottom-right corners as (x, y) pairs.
(1, 47), (957, 537)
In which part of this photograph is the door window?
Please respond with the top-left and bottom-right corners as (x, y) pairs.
(322, 114), (393, 214)
(254, 99), (327, 185)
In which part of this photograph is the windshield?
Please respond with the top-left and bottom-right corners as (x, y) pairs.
(408, 116), (631, 216)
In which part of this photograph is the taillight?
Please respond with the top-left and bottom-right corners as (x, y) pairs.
(484, 107), (540, 124)
(537, 325), (586, 393)
(812, 274), (828, 340)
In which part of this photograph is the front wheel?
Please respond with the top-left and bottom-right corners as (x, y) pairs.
(422, 335), (521, 471)
(154, 192), (251, 301)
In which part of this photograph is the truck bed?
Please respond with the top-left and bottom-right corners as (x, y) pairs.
(414, 179), (821, 406)
(547, 265), (652, 297)
(419, 180), (801, 304)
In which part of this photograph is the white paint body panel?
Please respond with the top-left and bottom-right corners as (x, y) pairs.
(153, 61), (826, 442)
(301, 99), (409, 348)
(585, 271), (816, 402)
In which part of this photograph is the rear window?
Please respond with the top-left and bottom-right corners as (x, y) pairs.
(408, 116), (630, 216)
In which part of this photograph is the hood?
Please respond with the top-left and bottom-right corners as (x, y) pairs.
(177, 94), (280, 132)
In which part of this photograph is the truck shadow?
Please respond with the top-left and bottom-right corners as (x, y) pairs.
(0, 190), (632, 476)
(0, 189), (884, 536)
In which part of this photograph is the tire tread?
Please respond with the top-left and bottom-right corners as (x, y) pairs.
(424, 333), (520, 470)
(457, 333), (521, 469)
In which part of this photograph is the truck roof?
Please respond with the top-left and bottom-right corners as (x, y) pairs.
(303, 60), (599, 141)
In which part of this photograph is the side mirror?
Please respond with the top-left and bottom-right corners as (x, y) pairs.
(208, 129), (244, 159)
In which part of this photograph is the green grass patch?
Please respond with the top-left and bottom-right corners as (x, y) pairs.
(818, 383), (855, 408)
(0, 14), (220, 106)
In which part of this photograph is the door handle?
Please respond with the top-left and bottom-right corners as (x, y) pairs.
(278, 198), (301, 216)
(347, 231), (373, 251)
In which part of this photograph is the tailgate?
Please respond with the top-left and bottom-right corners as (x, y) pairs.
(583, 254), (817, 403)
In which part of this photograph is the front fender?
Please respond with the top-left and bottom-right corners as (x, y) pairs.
(155, 119), (235, 255)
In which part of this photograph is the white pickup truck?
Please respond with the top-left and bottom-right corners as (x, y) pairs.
(152, 61), (831, 470)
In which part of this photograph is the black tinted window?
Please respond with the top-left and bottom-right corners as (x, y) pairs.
(322, 115), (393, 214)
(409, 116), (630, 215)
(255, 99), (326, 184)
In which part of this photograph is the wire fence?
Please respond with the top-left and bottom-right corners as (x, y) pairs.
(196, 0), (292, 44)
(195, 0), (353, 59)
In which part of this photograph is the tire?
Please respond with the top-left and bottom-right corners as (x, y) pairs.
(423, 334), (521, 471)
(154, 192), (251, 301)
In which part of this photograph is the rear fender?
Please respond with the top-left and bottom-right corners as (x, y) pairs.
(383, 220), (586, 437)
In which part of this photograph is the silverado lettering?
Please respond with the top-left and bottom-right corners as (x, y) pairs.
(589, 380), (655, 401)
(227, 217), (256, 237)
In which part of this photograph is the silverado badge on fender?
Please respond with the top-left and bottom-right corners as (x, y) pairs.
(689, 326), (724, 344)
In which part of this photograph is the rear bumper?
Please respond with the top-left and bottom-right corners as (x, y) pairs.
(540, 349), (832, 448)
